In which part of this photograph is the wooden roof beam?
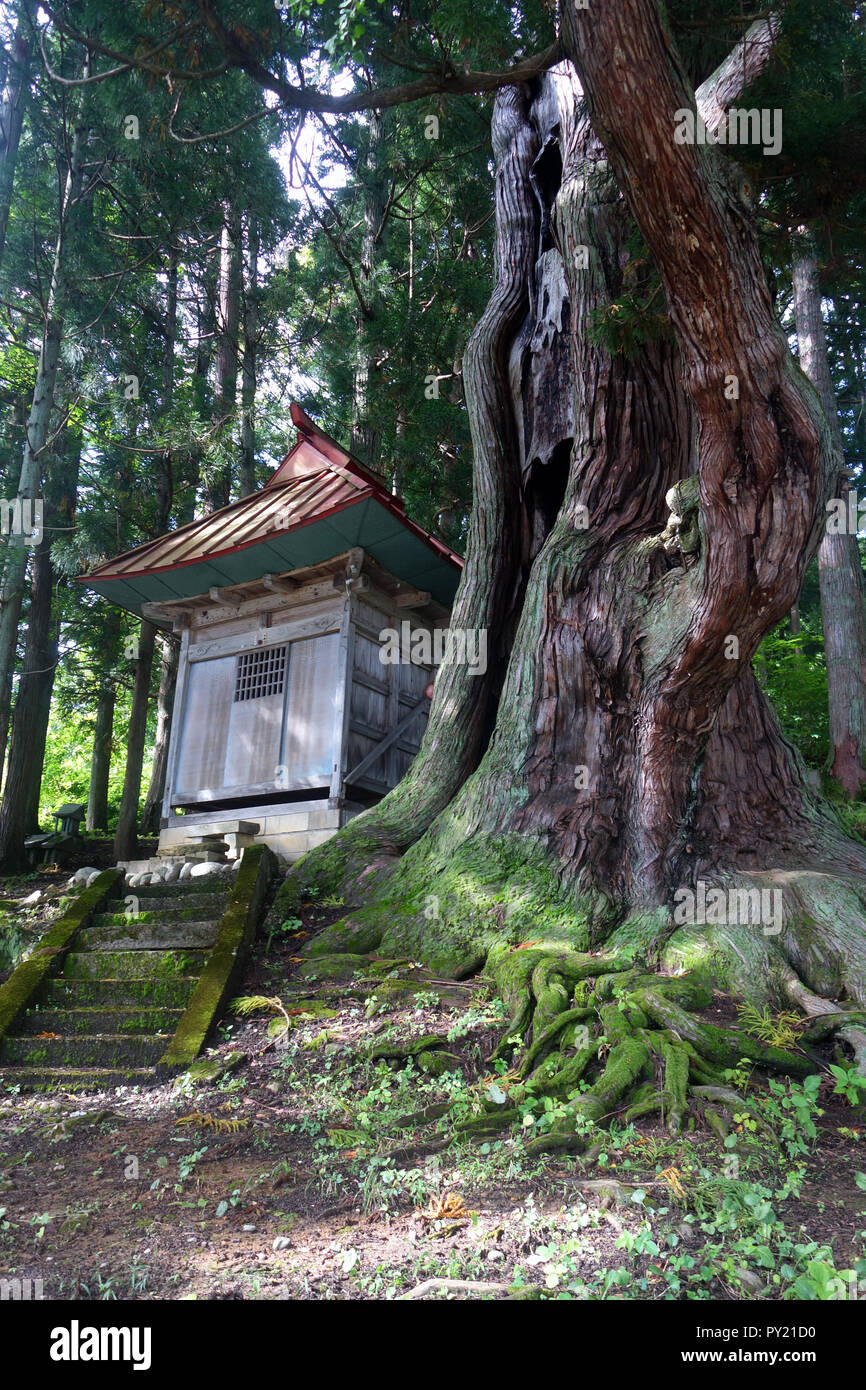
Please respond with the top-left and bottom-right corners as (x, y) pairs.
(394, 586), (431, 608)
(141, 600), (191, 631)
(332, 548), (369, 592)
(262, 572), (302, 594)
(208, 586), (242, 609)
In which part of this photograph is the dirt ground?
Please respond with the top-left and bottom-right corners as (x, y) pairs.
(1, 872), (865, 1302)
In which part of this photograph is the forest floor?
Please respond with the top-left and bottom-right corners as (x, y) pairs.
(1, 871), (865, 1301)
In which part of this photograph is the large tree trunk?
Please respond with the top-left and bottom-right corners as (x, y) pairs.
(287, 6), (866, 1093)
(791, 232), (866, 797)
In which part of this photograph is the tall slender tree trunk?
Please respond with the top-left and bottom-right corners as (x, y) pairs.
(792, 232), (866, 797)
(0, 4), (31, 268)
(351, 109), (386, 471)
(0, 61), (86, 787)
(205, 205), (241, 511)
(0, 433), (82, 868)
(85, 603), (124, 832)
(112, 620), (157, 862)
(239, 216), (259, 497)
(86, 680), (117, 833)
(140, 635), (178, 835)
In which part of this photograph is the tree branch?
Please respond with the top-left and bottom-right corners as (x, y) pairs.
(695, 15), (781, 138)
(45, 2), (561, 114)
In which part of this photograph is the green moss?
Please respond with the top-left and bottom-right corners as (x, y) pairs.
(292, 830), (395, 905)
(293, 953), (369, 983)
(157, 845), (276, 1074)
(0, 870), (123, 1043)
(302, 915), (383, 957)
(41, 977), (195, 1008)
(62, 949), (208, 981)
(181, 1051), (247, 1085)
(659, 1036), (690, 1134)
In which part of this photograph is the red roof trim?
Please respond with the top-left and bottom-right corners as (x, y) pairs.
(80, 405), (462, 587)
(266, 404), (392, 495)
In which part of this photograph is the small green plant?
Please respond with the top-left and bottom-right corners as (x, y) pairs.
(764, 1074), (823, 1158)
(266, 916), (303, 952)
(412, 989), (441, 1010)
(176, 1145), (208, 1184)
(828, 1062), (866, 1106)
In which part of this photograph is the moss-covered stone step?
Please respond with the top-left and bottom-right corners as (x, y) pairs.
(0, 1066), (156, 1091)
(92, 896), (229, 921)
(78, 921), (220, 951)
(18, 1007), (184, 1035)
(39, 977), (198, 1009)
(0, 1033), (172, 1067)
(62, 949), (209, 981)
(134, 882), (232, 900)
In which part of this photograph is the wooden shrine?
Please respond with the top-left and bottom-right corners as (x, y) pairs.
(81, 405), (462, 861)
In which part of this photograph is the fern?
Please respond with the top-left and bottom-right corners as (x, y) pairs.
(175, 1112), (248, 1134)
(231, 995), (283, 1016)
(230, 995), (290, 1050)
(737, 1002), (803, 1050)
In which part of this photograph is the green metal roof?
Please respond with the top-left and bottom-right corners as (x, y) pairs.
(83, 495), (461, 616)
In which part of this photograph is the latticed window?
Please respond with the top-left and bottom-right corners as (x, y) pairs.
(234, 645), (288, 702)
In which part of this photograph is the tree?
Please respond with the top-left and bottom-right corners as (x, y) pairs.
(0, 0), (33, 268)
(267, 1), (866, 1142)
(25, 2), (866, 1128)
(792, 232), (866, 796)
(0, 46), (88, 785)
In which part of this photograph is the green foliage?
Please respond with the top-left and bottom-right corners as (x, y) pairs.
(765, 1074), (824, 1159)
(754, 604), (830, 769)
(827, 1062), (866, 1106)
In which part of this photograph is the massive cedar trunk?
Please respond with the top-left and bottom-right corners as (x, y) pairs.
(286, 4), (866, 1069)
(791, 232), (866, 797)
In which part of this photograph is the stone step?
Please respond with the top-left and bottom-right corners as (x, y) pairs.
(61, 949), (209, 981)
(0, 1033), (171, 1068)
(39, 977), (198, 1009)
(78, 921), (219, 951)
(132, 879), (232, 899)
(0, 1066), (157, 1091)
(18, 1007), (184, 1036)
(133, 870), (235, 891)
(95, 895), (229, 919)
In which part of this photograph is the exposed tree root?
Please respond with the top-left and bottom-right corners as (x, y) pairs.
(279, 833), (866, 1165)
